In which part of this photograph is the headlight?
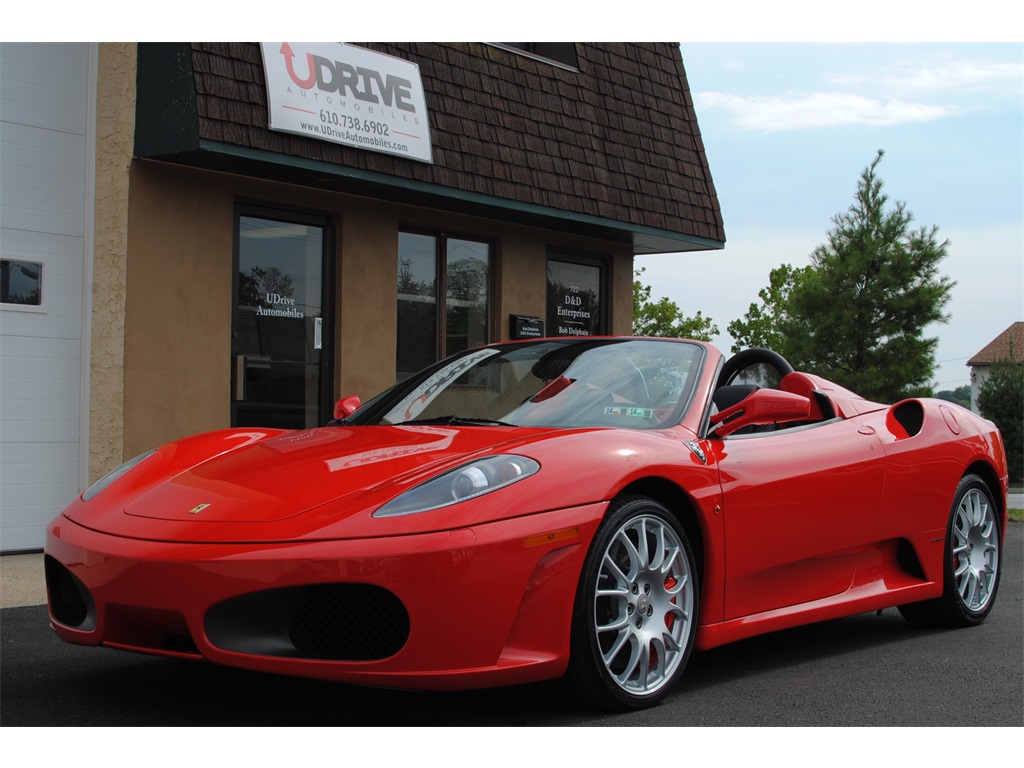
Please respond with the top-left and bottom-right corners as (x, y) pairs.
(373, 455), (540, 517)
(81, 449), (157, 501)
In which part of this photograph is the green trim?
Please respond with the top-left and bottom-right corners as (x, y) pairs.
(196, 139), (725, 253)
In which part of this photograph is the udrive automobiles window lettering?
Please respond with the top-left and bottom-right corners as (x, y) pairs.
(260, 42), (433, 163)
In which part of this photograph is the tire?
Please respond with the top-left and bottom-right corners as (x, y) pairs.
(898, 474), (1002, 628)
(560, 495), (699, 710)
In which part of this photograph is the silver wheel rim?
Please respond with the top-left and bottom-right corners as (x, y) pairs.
(952, 488), (1000, 612)
(593, 514), (694, 697)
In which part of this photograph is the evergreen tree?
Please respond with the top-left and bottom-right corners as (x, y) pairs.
(731, 151), (954, 402)
(977, 359), (1023, 483)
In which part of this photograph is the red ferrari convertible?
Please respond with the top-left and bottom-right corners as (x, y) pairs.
(45, 338), (1008, 709)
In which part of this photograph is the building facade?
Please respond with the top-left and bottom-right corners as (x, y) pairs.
(0, 42), (724, 551)
(967, 321), (1023, 414)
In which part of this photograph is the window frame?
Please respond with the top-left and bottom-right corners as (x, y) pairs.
(490, 43), (580, 71)
(0, 256), (48, 314)
(397, 229), (494, 379)
(546, 250), (608, 337)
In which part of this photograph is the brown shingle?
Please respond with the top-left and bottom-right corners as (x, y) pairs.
(184, 42), (724, 247)
(968, 323), (1024, 365)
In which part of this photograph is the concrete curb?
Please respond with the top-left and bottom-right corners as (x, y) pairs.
(1, 553), (46, 609)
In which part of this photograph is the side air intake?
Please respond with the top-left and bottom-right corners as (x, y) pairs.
(891, 401), (925, 437)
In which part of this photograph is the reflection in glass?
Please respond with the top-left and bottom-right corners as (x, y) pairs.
(446, 239), (489, 357)
(233, 216), (325, 429)
(397, 232), (438, 379)
(366, 339), (703, 430)
(1, 260), (42, 306)
(396, 233), (491, 381)
(547, 259), (601, 337)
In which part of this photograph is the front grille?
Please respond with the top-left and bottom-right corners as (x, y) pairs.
(44, 555), (96, 630)
(206, 584), (410, 661)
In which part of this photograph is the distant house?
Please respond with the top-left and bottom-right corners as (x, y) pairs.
(968, 322), (1024, 413)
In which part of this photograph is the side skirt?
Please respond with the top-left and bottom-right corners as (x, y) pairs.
(694, 579), (942, 652)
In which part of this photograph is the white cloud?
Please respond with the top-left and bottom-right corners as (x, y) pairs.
(696, 91), (965, 131)
(831, 60), (1024, 96)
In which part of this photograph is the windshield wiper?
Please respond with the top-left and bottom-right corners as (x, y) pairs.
(399, 415), (516, 427)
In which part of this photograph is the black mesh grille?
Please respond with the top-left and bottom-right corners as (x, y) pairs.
(893, 401), (925, 437)
(206, 583), (410, 661)
(290, 585), (409, 661)
(44, 555), (95, 630)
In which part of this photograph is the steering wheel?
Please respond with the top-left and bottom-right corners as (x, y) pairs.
(716, 348), (794, 390)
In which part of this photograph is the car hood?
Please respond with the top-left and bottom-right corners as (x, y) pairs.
(69, 424), (563, 543)
(125, 425), (484, 523)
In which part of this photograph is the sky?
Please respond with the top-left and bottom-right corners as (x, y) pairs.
(639, 42), (1023, 392)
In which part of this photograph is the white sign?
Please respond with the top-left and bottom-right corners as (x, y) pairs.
(260, 42), (433, 163)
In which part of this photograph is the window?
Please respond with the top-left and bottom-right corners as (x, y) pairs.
(547, 255), (605, 337)
(496, 43), (579, 70)
(232, 208), (334, 429)
(397, 232), (491, 380)
(1, 259), (44, 311)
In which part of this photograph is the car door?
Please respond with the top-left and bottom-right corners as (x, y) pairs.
(711, 418), (885, 619)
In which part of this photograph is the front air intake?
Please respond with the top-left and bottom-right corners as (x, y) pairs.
(44, 555), (96, 630)
(206, 583), (410, 661)
(290, 584), (410, 660)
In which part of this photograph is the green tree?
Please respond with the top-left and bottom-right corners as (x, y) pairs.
(977, 358), (1023, 483)
(238, 265), (293, 307)
(633, 268), (718, 341)
(730, 151), (955, 403)
(727, 263), (811, 353)
(936, 385), (971, 409)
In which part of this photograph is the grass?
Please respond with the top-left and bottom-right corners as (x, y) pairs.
(1010, 508), (1023, 523)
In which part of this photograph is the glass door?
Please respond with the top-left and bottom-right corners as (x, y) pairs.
(232, 211), (333, 429)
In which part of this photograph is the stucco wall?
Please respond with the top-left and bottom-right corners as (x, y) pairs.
(89, 43), (136, 479)
(123, 162), (234, 455)
(336, 204), (398, 401)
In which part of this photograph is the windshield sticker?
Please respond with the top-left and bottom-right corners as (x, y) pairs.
(604, 406), (654, 419)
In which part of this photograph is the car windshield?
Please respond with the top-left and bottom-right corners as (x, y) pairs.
(349, 338), (705, 430)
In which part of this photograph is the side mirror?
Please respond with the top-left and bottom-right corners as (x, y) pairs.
(333, 395), (361, 420)
(710, 388), (811, 437)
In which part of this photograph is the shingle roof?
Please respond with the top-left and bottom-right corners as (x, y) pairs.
(177, 42), (724, 252)
(968, 322), (1024, 365)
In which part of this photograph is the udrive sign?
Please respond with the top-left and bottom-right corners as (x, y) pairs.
(260, 42), (433, 164)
